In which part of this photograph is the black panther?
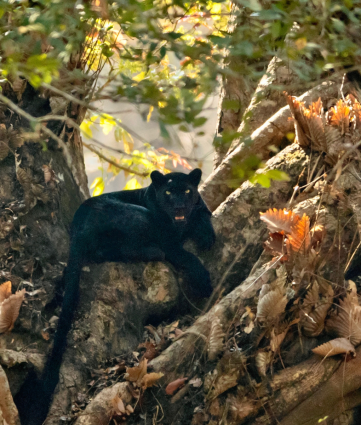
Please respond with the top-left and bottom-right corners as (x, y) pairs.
(15, 168), (215, 425)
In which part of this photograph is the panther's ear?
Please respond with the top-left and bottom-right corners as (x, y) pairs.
(188, 168), (202, 186)
(151, 170), (167, 188)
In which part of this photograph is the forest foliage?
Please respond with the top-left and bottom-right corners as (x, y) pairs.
(1, 0), (361, 192)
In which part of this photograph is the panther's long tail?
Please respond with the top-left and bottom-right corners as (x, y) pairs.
(15, 246), (83, 425)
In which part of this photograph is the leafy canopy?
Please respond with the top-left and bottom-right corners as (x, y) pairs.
(0, 0), (360, 193)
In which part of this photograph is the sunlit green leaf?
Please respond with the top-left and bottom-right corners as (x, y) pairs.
(90, 177), (105, 196)
(80, 121), (93, 139)
(124, 177), (142, 190)
(90, 177), (102, 190)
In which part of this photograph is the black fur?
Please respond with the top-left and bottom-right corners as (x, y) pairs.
(15, 169), (215, 425)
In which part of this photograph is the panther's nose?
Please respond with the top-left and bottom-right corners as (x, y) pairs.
(175, 206), (185, 214)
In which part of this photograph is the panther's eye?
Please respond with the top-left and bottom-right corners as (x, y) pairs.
(166, 191), (171, 195)
(185, 189), (190, 194)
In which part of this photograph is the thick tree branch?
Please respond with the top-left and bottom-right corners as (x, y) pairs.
(226, 56), (299, 155)
(201, 143), (310, 292)
(279, 347), (361, 425)
(200, 81), (346, 211)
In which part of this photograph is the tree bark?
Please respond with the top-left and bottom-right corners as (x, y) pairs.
(202, 142), (310, 293)
(201, 81), (346, 211)
(213, 3), (259, 169)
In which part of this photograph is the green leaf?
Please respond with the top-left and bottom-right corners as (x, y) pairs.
(222, 99), (240, 111)
(159, 121), (170, 139)
(80, 121), (93, 139)
(166, 32), (182, 40)
(133, 71), (147, 82)
(124, 177), (142, 190)
(90, 177), (105, 196)
(250, 173), (271, 188)
(93, 183), (105, 196)
(101, 44), (114, 58)
(90, 177), (102, 190)
(193, 117), (207, 127)
(160, 46), (167, 58)
(179, 124), (190, 132)
(264, 169), (290, 182)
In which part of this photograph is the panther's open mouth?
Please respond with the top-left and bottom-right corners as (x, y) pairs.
(175, 216), (185, 221)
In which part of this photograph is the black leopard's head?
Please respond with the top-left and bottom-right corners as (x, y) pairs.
(150, 169), (202, 225)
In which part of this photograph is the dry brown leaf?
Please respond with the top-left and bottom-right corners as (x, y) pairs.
(259, 284), (271, 300)
(312, 337), (355, 358)
(205, 351), (244, 400)
(0, 142), (9, 161)
(326, 298), (361, 346)
(174, 328), (184, 338)
(206, 373), (239, 401)
(138, 341), (159, 360)
(346, 280), (359, 306)
(324, 127), (344, 166)
(256, 288), (288, 323)
(41, 330), (50, 341)
(144, 325), (161, 344)
(8, 129), (23, 150)
(259, 272), (287, 301)
(309, 98), (323, 116)
(16, 167), (32, 190)
(324, 125), (343, 147)
(260, 208), (300, 234)
(302, 281), (320, 312)
(306, 114), (327, 151)
(329, 99), (350, 132)
(12, 77), (27, 101)
(0, 281), (12, 303)
(255, 351), (273, 377)
(42, 165), (55, 184)
(270, 328), (288, 352)
(165, 377), (188, 395)
(311, 224), (326, 247)
(301, 303), (330, 337)
(163, 320), (179, 334)
(0, 289), (26, 333)
(125, 358), (147, 385)
(126, 405), (134, 414)
(264, 232), (286, 255)
(287, 214), (311, 253)
(244, 320), (255, 334)
(208, 317), (225, 361)
(189, 377), (202, 388)
(111, 394), (126, 416)
(347, 94), (361, 125)
(285, 93), (311, 147)
(140, 372), (164, 390)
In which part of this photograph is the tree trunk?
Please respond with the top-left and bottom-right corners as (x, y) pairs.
(212, 4), (257, 169)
